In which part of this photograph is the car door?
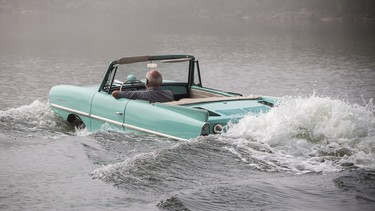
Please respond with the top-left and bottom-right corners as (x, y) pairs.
(124, 100), (209, 140)
(90, 91), (130, 131)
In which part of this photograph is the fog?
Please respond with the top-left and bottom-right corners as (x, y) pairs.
(1, 0), (374, 60)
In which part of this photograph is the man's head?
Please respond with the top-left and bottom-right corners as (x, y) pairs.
(146, 69), (163, 87)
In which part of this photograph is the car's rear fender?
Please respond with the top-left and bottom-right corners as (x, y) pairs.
(124, 101), (209, 140)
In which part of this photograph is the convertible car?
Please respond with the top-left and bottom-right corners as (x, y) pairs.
(49, 55), (278, 141)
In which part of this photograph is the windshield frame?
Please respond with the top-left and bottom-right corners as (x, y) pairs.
(99, 55), (200, 93)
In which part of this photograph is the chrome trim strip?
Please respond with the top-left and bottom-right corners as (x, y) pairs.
(122, 123), (188, 141)
(50, 103), (90, 116)
(50, 103), (188, 141)
(90, 114), (123, 127)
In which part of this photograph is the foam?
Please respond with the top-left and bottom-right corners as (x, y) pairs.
(223, 95), (375, 174)
(0, 100), (72, 138)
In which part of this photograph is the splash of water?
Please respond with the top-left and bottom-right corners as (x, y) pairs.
(223, 95), (375, 174)
(0, 100), (73, 138)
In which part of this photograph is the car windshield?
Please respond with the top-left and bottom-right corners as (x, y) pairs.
(115, 60), (189, 83)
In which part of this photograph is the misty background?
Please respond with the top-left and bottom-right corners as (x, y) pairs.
(2, 0), (375, 21)
(0, 0), (374, 107)
(1, 0), (374, 58)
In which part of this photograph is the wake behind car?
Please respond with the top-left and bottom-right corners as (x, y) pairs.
(49, 55), (278, 141)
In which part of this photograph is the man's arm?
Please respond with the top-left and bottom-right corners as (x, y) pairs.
(112, 90), (141, 100)
(112, 91), (120, 99)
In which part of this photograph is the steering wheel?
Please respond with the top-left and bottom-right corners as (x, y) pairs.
(120, 80), (146, 91)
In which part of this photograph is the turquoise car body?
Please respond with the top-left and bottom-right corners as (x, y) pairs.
(49, 55), (278, 141)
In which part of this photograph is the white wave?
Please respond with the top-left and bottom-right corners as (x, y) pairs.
(90, 151), (158, 183)
(0, 100), (56, 126)
(0, 100), (72, 137)
(224, 95), (375, 173)
(74, 127), (92, 136)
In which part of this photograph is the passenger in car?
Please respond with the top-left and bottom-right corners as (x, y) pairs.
(112, 70), (174, 103)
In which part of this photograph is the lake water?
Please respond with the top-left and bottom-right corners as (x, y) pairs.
(1, 14), (375, 210)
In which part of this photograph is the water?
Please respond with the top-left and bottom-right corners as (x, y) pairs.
(1, 12), (375, 210)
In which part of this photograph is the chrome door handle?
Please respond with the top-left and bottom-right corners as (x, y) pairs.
(115, 112), (123, 116)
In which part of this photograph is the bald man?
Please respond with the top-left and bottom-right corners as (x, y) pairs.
(112, 70), (174, 103)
